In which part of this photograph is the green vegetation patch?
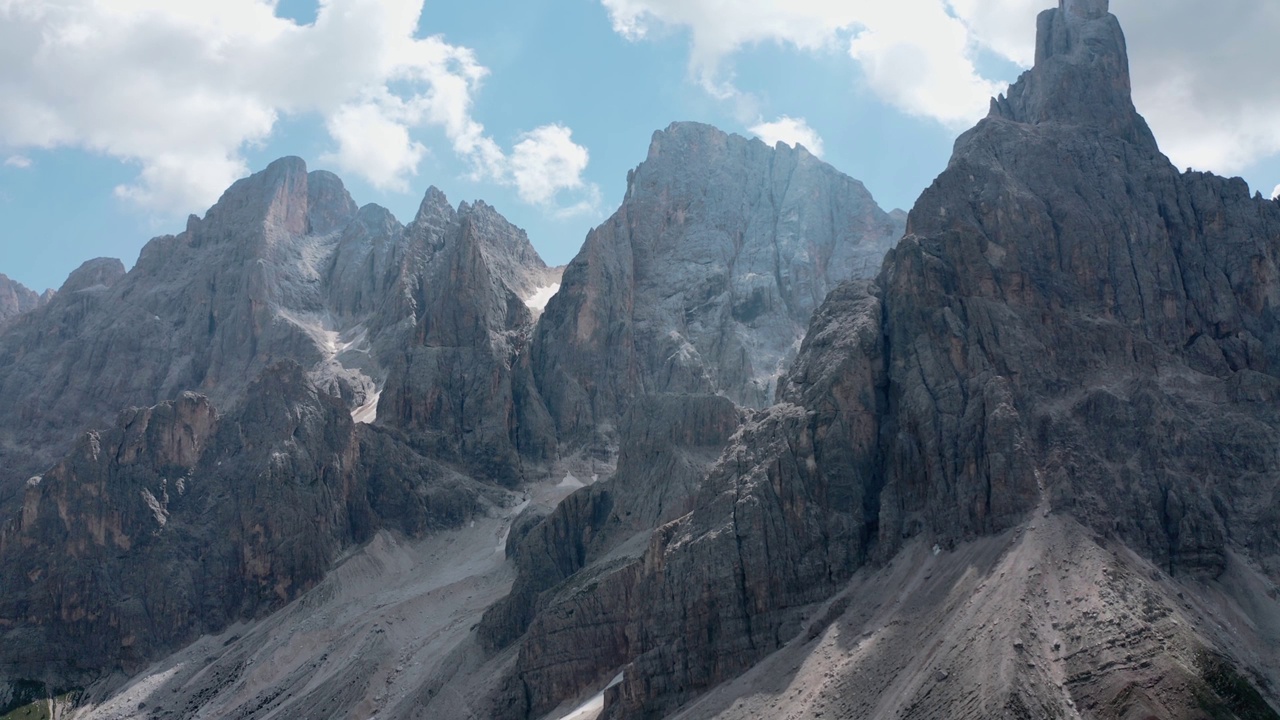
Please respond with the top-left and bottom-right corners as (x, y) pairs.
(0, 694), (74, 720)
(1194, 650), (1280, 720)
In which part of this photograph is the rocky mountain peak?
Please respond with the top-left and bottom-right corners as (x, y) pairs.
(58, 257), (126, 294)
(410, 186), (457, 232)
(534, 119), (902, 452)
(474, 7), (1280, 719)
(196, 157), (358, 243)
(373, 183), (560, 486)
(990, 0), (1150, 144)
(305, 168), (360, 236)
(1063, 0), (1107, 19)
(396, 187), (553, 304)
(637, 121), (824, 191)
(644, 120), (724, 157)
(0, 273), (48, 327)
(458, 199), (551, 297)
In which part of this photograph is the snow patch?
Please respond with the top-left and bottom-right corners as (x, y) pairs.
(141, 489), (168, 527)
(497, 496), (533, 554)
(558, 473), (586, 490)
(555, 673), (625, 720)
(352, 390), (380, 424)
(525, 284), (561, 313)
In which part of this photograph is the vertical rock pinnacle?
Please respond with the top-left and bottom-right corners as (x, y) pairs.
(988, 0), (1153, 146)
(1062, 0), (1108, 20)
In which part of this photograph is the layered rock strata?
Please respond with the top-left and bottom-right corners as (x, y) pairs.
(0, 362), (495, 696)
(0, 159), (561, 499)
(532, 122), (902, 453)
(484, 2), (1280, 717)
(0, 274), (50, 327)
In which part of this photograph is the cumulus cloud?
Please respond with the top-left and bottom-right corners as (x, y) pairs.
(1115, 0), (1280, 175)
(0, 0), (595, 216)
(847, 2), (1002, 126)
(321, 102), (428, 193)
(946, 0), (1040, 67)
(602, 0), (1000, 127)
(602, 0), (1280, 178)
(1272, 184), (1280, 201)
(751, 116), (826, 157)
(509, 125), (591, 206)
(3, 155), (32, 169)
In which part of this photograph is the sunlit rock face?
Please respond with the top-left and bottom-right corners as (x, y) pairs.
(532, 121), (902, 455)
(0, 273), (48, 327)
(0, 157), (564, 498)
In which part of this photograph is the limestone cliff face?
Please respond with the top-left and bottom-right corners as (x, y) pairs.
(374, 192), (561, 486)
(532, 122), (902, 452)
(0, 159), (561, 499)
(0, 274), (50, 328)
(0, 159), (560, 706)
(0, 159), (367, 498)
(484, 3), (1280, 717)
(887, 0), (1280, 573)
(0, 363), (491, 693)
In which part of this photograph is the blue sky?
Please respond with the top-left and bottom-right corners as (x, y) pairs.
(1, 0), (1278, 292)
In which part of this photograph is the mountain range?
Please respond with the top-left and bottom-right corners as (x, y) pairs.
(1, 1), (1279, 719)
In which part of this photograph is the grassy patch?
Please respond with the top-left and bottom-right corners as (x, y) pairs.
(1194, 650), (1280, 720)
(0, 693), (76, 720)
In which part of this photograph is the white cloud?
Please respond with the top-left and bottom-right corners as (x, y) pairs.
(946, 0), (1040, 67)
(602, 0), (1280, 179)
(602, 0), (1000, 128)
(1272, 184), (1280, 201)
(3, 155), (32, 169)
(509, 125), (596, 208)
(321, 101), (427, 193)
(1115, 0), (1280, 175)
(0, 0), (596, 217)
(847, 2), (1002, 126)
(751, 116), (826, 157)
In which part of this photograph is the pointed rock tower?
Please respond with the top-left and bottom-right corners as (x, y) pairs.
(478, 3), (1280, 718)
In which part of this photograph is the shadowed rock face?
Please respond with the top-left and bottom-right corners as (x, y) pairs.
(532, 122), (902, 454)
(374, 193), (561, 486)
(480, 4), (1280, 718)
(0, 362), (492, 694)
(478, 393), (744, 655)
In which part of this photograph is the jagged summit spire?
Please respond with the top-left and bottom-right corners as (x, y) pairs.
(990, 0), (1154, 146)
(1062, 0), (1107, 20)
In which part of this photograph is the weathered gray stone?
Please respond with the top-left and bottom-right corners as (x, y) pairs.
(0, 362), (493, 698)
(478, 393), (742, 661)
(532, 122), (902, 453)
(0, 159), (562, 501)
(0, 158), (368, 500)
(0, 273), (49, 328)
(490, 4), (1280, 718)
(374, 195), (562, 485)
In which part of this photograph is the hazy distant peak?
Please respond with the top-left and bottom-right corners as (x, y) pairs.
(58, 257), (125, 294)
